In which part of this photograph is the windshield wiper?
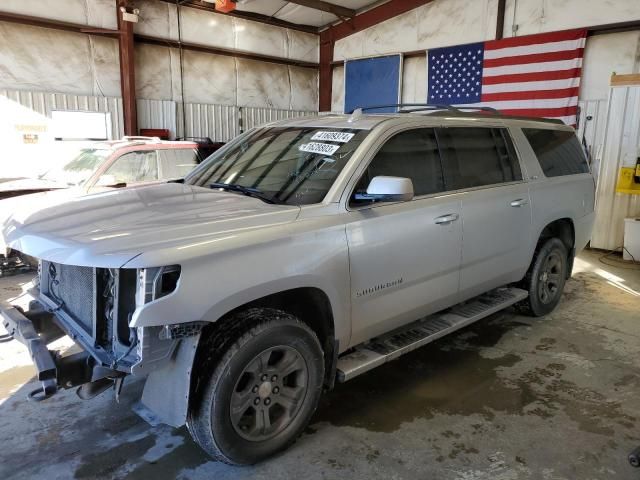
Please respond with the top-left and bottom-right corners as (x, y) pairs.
(209, 182), (282, 204)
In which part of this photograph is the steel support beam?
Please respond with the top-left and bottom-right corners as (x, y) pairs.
(319, 32), (334, 111)
(0, 11), (119, 37)
(117, 0), (137, 136)
(287, 0), (355, 19)
(135, 34), (318, 68)
(495, 0), (506, 40)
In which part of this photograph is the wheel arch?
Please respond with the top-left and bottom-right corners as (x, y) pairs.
(533, 217), (576, 278)
(194, 287), (338, 394)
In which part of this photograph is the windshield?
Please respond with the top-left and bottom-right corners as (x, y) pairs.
(185, 127), (369, 205)
(40, 148), (111, 186)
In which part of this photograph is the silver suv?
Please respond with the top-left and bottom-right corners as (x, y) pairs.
(1, 106), (595, 465)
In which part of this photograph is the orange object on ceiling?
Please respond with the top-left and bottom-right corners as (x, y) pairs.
(215, 0), (236, 13)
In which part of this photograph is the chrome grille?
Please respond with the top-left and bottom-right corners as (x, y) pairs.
(42, 262), (95, 335)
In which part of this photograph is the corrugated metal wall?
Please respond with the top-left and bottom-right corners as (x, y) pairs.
(178, 103), (240, 141)
(137, 99), (176, 137)
(591, 85), (640, 250)
(1, 89), (124, 139)
(138, 99), (317, 141)
(240, 107), (315, 132)
(577, 99), (608, 184)
(2, 91), (319, 143)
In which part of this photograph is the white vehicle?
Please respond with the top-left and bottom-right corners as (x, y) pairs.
(1, 106), (595, 465)
(0, 137), (202, 274)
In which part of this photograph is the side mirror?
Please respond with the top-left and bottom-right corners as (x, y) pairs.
(96, 174), (126, 188)
(355, 176), (414, 202)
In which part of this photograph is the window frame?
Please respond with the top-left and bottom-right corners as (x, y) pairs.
(435, 126), (525, 193)
(521, 127), (590, 178)
(345, 124), (527, 212)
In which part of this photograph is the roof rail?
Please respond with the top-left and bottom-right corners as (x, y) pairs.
(398, 105), (501, 114)
(348, 104), (568, 125)
(122, 135), (161, 142)
(348, 104), (457, 114)
(349, 104), (502, 115)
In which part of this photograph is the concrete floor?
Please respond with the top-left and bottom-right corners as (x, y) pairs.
(1, 249), (639, 479)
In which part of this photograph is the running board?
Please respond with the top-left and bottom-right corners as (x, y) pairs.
(336, 287), (528, 382)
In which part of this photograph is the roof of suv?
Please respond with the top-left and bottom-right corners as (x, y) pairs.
(92, 136), (198, 151)
(267, 106), (574, 131)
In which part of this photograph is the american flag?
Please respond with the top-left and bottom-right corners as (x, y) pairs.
(427, 29), (587, 126)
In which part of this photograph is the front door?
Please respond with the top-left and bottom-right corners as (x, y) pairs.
(346, 128), (463, 347)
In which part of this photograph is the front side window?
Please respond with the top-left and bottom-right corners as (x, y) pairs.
(522, 128), (589, 177)
(157, 148), (200, 179)
(102, 151), (158, 184)
(351, 128), (444, 205)
(437, 127), (522, 190)
(186, 127), (369, 205)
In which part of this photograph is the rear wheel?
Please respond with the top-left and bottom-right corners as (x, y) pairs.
(517, 237), (568, 317)
(187, 308), (324, 465)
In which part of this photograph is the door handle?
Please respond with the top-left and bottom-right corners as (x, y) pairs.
(434, 213), (459, 225)
(510, 198), (529, 207)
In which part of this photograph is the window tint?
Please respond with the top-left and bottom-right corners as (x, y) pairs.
(157, 148), (199, 179)
(437, 127), (522, 190)
(352, 128), (444, 204)
(523, 128), (589, 177)
(104, 151), (158, 183)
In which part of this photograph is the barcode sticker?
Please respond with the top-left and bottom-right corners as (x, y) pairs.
(299, 142), (340, 155)
(311, 131), (355, 143)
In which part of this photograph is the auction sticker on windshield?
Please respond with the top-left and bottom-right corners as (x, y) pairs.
(299, 142), (340, 155)
(311, 131), (355, 143)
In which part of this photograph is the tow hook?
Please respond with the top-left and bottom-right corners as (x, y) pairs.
(0, 332), (13, 343)
(76, 374), (126, 401)
(27, 379), (57, 402)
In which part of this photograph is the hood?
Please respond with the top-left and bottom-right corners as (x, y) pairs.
(0, 177), (68, 198)
(3, 183), (301, 267)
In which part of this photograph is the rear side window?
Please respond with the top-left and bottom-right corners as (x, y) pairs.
(437, 127), (522, 190)
(352, 128), (444, 202)
(158, 148), (199, 179)
(522, 128), (589, 177)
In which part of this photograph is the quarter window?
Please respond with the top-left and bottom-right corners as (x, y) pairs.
(522, 128), (589, 177)
(437, 127), (522, 190)
(351, 128), (445, 205)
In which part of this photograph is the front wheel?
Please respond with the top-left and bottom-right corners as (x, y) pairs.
(517, 237), (568, 317)
(187, 309), (324, 465)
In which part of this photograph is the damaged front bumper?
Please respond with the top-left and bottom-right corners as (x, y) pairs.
(0, 299), (124, 401)
(1, 295), (203, 427)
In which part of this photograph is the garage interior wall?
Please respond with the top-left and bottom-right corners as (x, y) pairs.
(330, 0), (640, 111)
(0, 0), (319, 140)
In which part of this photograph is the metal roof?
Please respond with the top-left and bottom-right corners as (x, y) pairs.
(234, 0), (383, 28)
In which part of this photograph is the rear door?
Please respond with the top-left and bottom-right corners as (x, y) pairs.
(437, 126), (532, 300)
(346, 128), (463, 346)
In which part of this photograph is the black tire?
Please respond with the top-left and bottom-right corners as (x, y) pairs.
(187, 308), (324, 465)
(517, 238), (568, 317)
